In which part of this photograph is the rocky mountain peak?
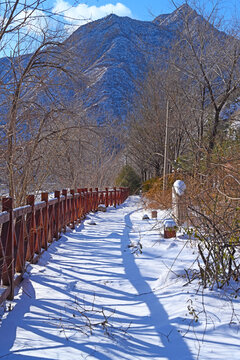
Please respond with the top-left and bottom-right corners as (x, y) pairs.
(25, 5), (232, 125)
(153, 3), (198, 27)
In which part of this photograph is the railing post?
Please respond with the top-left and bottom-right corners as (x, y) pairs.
(122, 188), (125, 202)
(113, 187), (117, 208)
(54, 191), (61, 239)
(26, 195), (36, 262)
(1, 197), (14, 300)
(93, 188), (97, 211)
(123, 188), (126, 202)
(82, 189), (85, 217)
(89, 188), (93, 212)
(62, 189), (68, 232)
(87, 189), (90, 212)
(119, 187), (122, 204)
(117, 188), (120, 205)
(77, 188), (83, 219)
(81, 188), (86, 218)
(85, 188), (88, 215)
(99, 190), (103, 205)
(41, 192), (49, 250)
(121, 188), (123, 203)
(15, 200), (26, 272)
(70, 189), (75, 229)
(75, 189), (80, 220)
(105, 187), (109, 207)
(92, 188), (96, 211)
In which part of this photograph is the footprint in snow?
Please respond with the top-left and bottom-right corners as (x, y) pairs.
(167, 242), (178, 249)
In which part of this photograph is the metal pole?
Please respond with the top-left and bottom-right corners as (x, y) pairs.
(163, 100), (169, 192)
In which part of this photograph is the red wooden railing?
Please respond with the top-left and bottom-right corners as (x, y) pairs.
(0, 187), (129, 304)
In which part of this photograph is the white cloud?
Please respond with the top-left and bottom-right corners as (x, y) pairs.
(52, 1), (132, 32)
(14, 9), (49, 35)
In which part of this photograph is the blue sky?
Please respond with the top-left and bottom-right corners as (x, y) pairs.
(49, 0), (240, 32)
(50, 0), (182, 25)
(81, 0), (179, 20)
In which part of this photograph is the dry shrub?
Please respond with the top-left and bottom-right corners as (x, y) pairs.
(186, 165), (240, 225)
(144, 166), (240, 289)
(185, 166), (240, 289)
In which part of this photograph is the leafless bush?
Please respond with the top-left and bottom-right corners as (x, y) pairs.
(48, 294), (131, 340)
(185, 167), (240, 290)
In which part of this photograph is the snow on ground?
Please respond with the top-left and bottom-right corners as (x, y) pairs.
(0, 196), (239, 359)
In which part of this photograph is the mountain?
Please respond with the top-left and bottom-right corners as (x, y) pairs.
(0, 4), (235, 125)
(62, 4), (200, 123)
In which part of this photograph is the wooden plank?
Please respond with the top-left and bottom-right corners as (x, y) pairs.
(13, 205), (31, 218)
(35, 201), (46, 210)
(48, 198), (58, 205)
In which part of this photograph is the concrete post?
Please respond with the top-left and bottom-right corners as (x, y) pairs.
(172, 180), (187, 226)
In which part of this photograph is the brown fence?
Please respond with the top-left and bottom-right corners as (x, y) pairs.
(0, 187), (129, 304)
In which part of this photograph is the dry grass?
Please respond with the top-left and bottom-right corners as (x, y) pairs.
(143, 173), (184, 210)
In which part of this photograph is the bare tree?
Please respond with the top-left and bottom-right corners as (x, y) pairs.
(129, 2), (240, 179)
(0, 1), (94, 204)
(169, 2), (240, 166)
(127, 66), (189, 181)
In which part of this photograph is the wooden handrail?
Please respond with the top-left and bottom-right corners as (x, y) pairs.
(0, 187), (129, 304)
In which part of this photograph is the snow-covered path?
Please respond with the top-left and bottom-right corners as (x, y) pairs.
(0, 197), (239, 359)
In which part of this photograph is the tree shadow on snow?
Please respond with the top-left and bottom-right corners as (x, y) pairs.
(0, 199), (194, 360)
(119, 210), (195, 360)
